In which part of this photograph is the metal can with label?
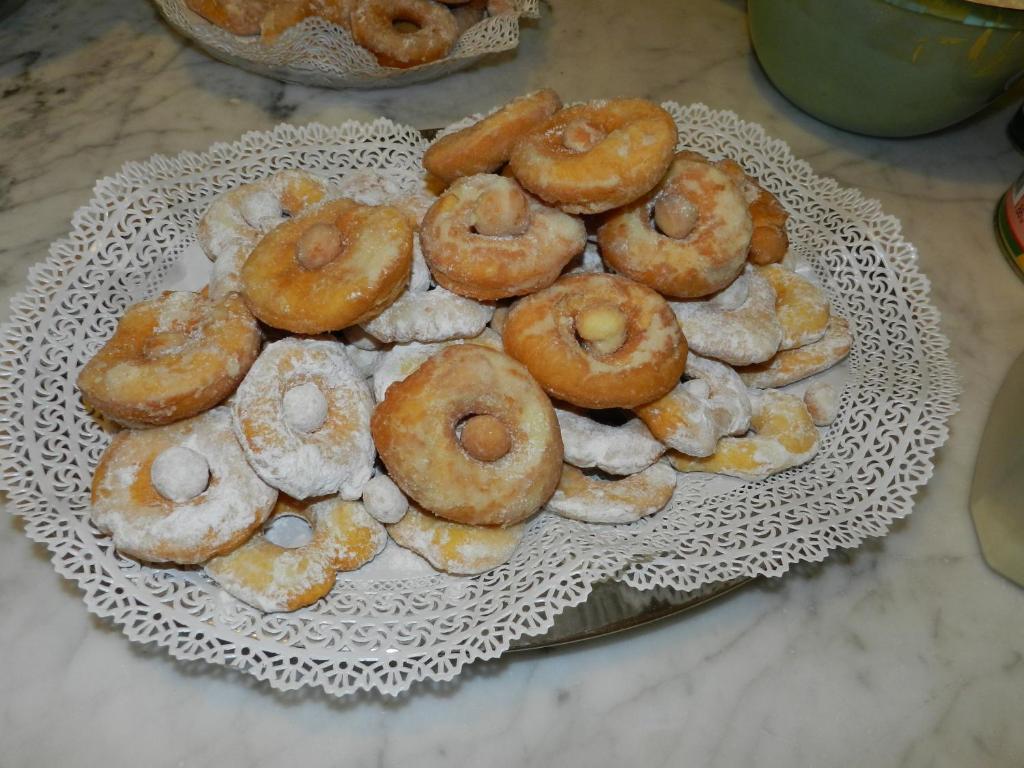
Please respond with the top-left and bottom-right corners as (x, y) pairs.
(995, 170), (1024, 282)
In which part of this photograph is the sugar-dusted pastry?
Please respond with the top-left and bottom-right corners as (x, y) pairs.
(360, 286), (494, 344)
(546, 462), (677, 524)
(737, 315), (852, 388)
(804, 380), (841, 426)
(716, 158), (789, 265)
(350, 0), (459, 68)
(185, 0), (271, 35)
(554, 405), (665, 476)
(757, 264), (830, 350)
(361, 472), (409, 524)
(260, 0), (355, 40)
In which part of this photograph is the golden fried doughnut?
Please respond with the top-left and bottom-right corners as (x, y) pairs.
(91, 408), (277, 564)
(78, 291), (261, 427)
(422, 90), (562, 184)
(185, 0), (270, 35)
(634, 353), (751, 457)
(232, 338), (376, 500)
(197, 170), (329, 299)
(387, 503), (526, 574)
(804, 381), (840, 426)
(758, 264), (830, 350)
(546, 462), (677, 524)
(260, 0), (355, 40)
(670, 390), (819, 480)
(737, 315), (852, 388)
(598, 153), (752, 298)
(372, 344), (563, 526)
(508, 99), (678, 214)
(350, 0), (458, 68)
(716, 159), (789, 265)
(420, 174), (586, 300)
(241, 198), (413, 333)
(502, 273), (688, 409)
(205, 494), (385, 612)
(670, 264), (782, 366)
(554, 405), (665, 476)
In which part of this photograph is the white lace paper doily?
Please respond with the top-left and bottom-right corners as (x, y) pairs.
(153, 0), (539, 88)
(0, 106), (958, 698)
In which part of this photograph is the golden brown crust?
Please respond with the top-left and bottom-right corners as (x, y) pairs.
(350, 0), (459, 68)
(547, 463), (677, 524)
(757, 264), (830, 350)
(423, 90), (562, 184)
(77, 291), (261, 426)
(371, 345), (563, 526)
(716, 159), (789, 265)
(736, 315), (852, 388)
(502, 273), (688, 409)
(260, 0), (355, 39)
(185, 0), (270, 35)
(241, 199), (413, 333)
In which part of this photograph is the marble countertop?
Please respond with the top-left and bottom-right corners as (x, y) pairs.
(2, 0), (1023, 765)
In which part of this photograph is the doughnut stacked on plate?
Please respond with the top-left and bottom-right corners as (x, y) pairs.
(185, 0), (513, 68)
(80, 89), (851, 614)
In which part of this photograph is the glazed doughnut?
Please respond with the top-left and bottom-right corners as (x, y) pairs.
(197, 170), (329, 299)
(670, 390), (819, 480)
(205, 495), (386, 612)
(555, 405), (665, 476)
(231, 338), (376, 499)
(737, 315), (852, 388)
(350, 0), (459, 68)
(185, 0), (270, 35)
(361, 472), (409, 524)
(758, 264), (830, 350)
(670, 264), (783, 366)
(422, 90), (562, 184)
(241, 198), (413, 333)
(502, 273), (688, 409)
(78, 291), (261, 427)
(804, 381), (840, 426)
(372, 344), (563, 526)
(260, 0), (355, 40)
(508, 99), (678, 214)
(360, 285), (493, 344)
(716, 159), (789, 265)
(91, 408), (277, 564)
(598, 153), (752, 298)
(387, 503), (526, 575)
(634, 353), (751, 457)
(546, 462), (677, 524)
(420, 174), (586, 300)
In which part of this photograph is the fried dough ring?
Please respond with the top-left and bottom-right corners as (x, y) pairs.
(360, 285), (494, 343)
(598, 153), (752, 298)
(260, 0), (355, 40)
(716, 159), (789, 265)
(350, 0), (459, 68)
(241, 198), (413, 333)
(91, 408), (277, 564)
(78, 291), (261, 427)
(737, 316), (852, 388)
(372, 344), (563, 526)
(508, 99), (678, 214)
(205, 495), (386, 612)
(184, 0), (270, 35)
(420, 174), (586, 300)
(554, 405), (665, 476)
(502, 273), (688, 409)
(387, 503), (526, 574)
(232, 338), (376, 500)
(546, 462), (677, 524)
(669, 390), (820, 480)
(423, 90), (562, 184)
(757, 264), (830, 350)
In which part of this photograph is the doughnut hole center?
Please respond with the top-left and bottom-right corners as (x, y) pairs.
(143, 330), (192, 359)
(150, 446), (210, 503)
(562, 120), (606, 153)
(473, 180), (530, 237)
(575, 303), (629, 356)
(457, 414), (512, 462)
(654, 192), (699, 239)
(283, 381), (329, 434)
(263, 515), (314, 549)
(296, 222), (344, 270)
(392, 17), (421, 33)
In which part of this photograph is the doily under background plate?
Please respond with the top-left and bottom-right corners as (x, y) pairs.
(153, 0), (539, 88)
(0, 105), (958, 698)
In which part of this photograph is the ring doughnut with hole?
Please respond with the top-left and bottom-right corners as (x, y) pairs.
(350, 0), (459, 68)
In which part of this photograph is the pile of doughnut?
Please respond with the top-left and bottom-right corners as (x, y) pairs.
(184, 0), (518, 68)
(79, 89), (852, 614)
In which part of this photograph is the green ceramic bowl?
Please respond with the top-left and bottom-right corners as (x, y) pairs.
(748, 0), (1024, 136)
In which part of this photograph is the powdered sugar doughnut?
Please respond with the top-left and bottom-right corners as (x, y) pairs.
(758, 264), (830, 350)
(362, 473), (409, 524)
(634, 353), (751, 457)
(670, 389), (819, 480)
(716, 159), (789, 266)
(387, 503), (525, 575)
(360, 285), (493, 343)
(737, 316), (852, 388)
(804, 381), (840, 426)
(205, 495), (386, 613)
(670, 264), (782, 366)
(547, 462), (677, 524)
(91, 407), (277, 564)
(555, 405), (665, 475)
(333, 169), (438, 230)
(196, 170), (329, 299)
(350, 0), (458, 68)
(232, 338), (375, 499)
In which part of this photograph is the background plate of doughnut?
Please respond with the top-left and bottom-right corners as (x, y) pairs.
(0, 92), (958, 698)
(153, 0), (538, 88)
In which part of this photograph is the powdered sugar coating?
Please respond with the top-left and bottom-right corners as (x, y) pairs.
(282, 381), (329, 433)
(804, 380), (840, 426)
(361, 285), (494, 343)
(232, 338), (375, 499)
(150, 446), (210, 502)
(546, 462), (677, 524)
(362, 473), (409, 524)
(555, 405), (664, 475)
